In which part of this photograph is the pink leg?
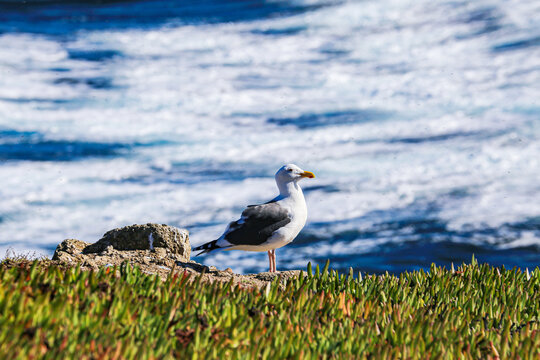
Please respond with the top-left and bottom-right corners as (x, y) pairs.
(267, 250), (273, 272)
(272, 249), (277, 272)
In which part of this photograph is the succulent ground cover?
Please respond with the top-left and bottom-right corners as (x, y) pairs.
(1, 258), (539, 359)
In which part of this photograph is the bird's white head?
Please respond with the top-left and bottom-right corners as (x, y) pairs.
(275, 164), (315, 185)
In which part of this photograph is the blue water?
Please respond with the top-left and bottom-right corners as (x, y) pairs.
(0, 0), (539, 274)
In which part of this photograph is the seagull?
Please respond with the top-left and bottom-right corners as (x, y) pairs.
(192, 164), (315, 272)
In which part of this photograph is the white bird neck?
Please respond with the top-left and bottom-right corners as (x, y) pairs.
(277, 180), (305, 200)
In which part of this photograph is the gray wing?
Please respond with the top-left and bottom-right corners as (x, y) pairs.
(223, 202), (291, 246)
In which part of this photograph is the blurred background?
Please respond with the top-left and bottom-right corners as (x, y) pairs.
(0, 0), (538, 274)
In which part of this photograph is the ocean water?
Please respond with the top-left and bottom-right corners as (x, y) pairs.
(0, 0), (539, 274)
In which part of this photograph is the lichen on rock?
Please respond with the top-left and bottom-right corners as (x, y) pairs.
(51, 238), (88, 263)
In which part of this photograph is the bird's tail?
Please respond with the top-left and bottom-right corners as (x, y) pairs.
(192, 240), (220, 256)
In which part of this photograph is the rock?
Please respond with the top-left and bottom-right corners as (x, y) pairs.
(83, 223), (190, 261)
(52, 223), (190, 271)
(50, 223), (301, 289)
(52, 239), (91, 262)
(254, 270), (305, 282)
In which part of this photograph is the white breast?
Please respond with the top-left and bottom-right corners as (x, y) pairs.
(264, 195), (307, 250)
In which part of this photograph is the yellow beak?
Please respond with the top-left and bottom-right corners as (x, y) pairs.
(300, 171), (315, 179)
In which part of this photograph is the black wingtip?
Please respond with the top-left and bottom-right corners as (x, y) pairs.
(192, 240), (219, 256)
(195, 249), (209, 257)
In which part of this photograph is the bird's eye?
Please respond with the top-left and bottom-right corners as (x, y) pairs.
(287, 168), (292, 172)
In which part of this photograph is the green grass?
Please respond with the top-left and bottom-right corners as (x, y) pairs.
(1, 258), (539, 359)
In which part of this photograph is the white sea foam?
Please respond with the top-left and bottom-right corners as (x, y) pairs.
(0, 0), (538, 271)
